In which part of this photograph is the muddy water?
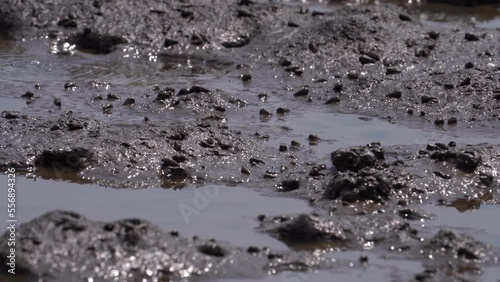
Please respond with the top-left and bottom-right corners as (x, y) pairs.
(0, 174), (311, 250)
(1, 0), (500, 281)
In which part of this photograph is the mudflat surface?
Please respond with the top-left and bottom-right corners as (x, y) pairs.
(0, 0), (499, 281)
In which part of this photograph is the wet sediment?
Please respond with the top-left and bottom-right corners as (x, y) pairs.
(0, 0), (499, 281)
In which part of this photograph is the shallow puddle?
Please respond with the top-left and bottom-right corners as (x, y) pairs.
(239, 110), (500, 159)
(0, 174), (311, 250)
(424, 204), (500, 247)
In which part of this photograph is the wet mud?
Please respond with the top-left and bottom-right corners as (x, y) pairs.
(0, 0), (500, 281)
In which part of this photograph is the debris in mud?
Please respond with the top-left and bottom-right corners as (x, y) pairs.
(331, 143), (384, 172)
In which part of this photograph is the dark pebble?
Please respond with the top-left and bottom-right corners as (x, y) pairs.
(447, 117), (457, 125)
(479, 173), (494, 186)
(180, 10), (193, 18)
(308, 134), (320, 141)
(359, 55), (376, 65)
(162, 158), (179, 168)
(198, 244), (226, 257)
(1, 111), (19, 119)
(458, 77), (471, 87)
(434, 171), (452, 179)
(92, 95), (103, 102)
(386, 68), (401, 75)
(168, 167), (188, 178)
(434, 119), (445, 126)
(308, 41), (318, 53)
(387, 91), (402, 99)
(278, 58), (291, 67)
(64, 82), (77, 90)
(398, 209), (424, 220)
(324, 97), (340, 104)
(22, 91), (34, 99)
(333, 83), (343, 92)
(276, 107), (290, 114)
(309, 168), (323, 177)
(107, 93), (119, 100)
(249, 157), (265, 165)
(172, 155), (188, 163)
(164, 38), (179, 48)
(365, 52), (380, 61)
(123, 98), (135, 106)
(54, 98), (62, 107)
(464, 62), (474, 69)
(57, 18), (77, 28)
(241, 74), (252, 82)
(67, 122), (84, 131)
(428, 31), (439, 40)
(279, 145), (288, 152)
(247, 246), (260, 254)
(448, 141), (456, 147)
(399, 13), (412, 21)
(280, 179), (300, 192)
(293, 88), (309, 97)
(347, 70), (359, 80)
(259, 108), (272, 116)
(263, 170), (278, 179)
(237, 9), (253, 18)
(214, 105), (225, 112)
(421, 96), (437, 103)
(290, 140), (301, 148)
(258, 92), (268, 101)
(241, 166), (251, 175)
(465, 33), (480, 41)
(287, 21), (299, 28)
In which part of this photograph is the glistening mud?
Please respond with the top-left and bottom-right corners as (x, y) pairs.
(0, 0), (499, 281)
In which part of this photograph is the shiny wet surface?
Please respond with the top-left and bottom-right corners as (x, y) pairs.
(1, 1), (500, 281)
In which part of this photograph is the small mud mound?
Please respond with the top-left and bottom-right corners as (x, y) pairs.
(0, 210), (334, 281)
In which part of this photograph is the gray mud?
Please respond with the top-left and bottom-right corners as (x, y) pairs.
(1, 0), (500, 281)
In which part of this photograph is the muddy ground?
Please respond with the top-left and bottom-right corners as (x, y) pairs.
(0, 0), (499, 281)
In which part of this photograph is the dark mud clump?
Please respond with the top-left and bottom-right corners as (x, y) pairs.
(331, 142), (384, 172)
(0, 210), (334, 281)
(34, 148), (95, 172)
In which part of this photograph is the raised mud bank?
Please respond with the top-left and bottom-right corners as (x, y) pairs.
(0, 0), (499, 281)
